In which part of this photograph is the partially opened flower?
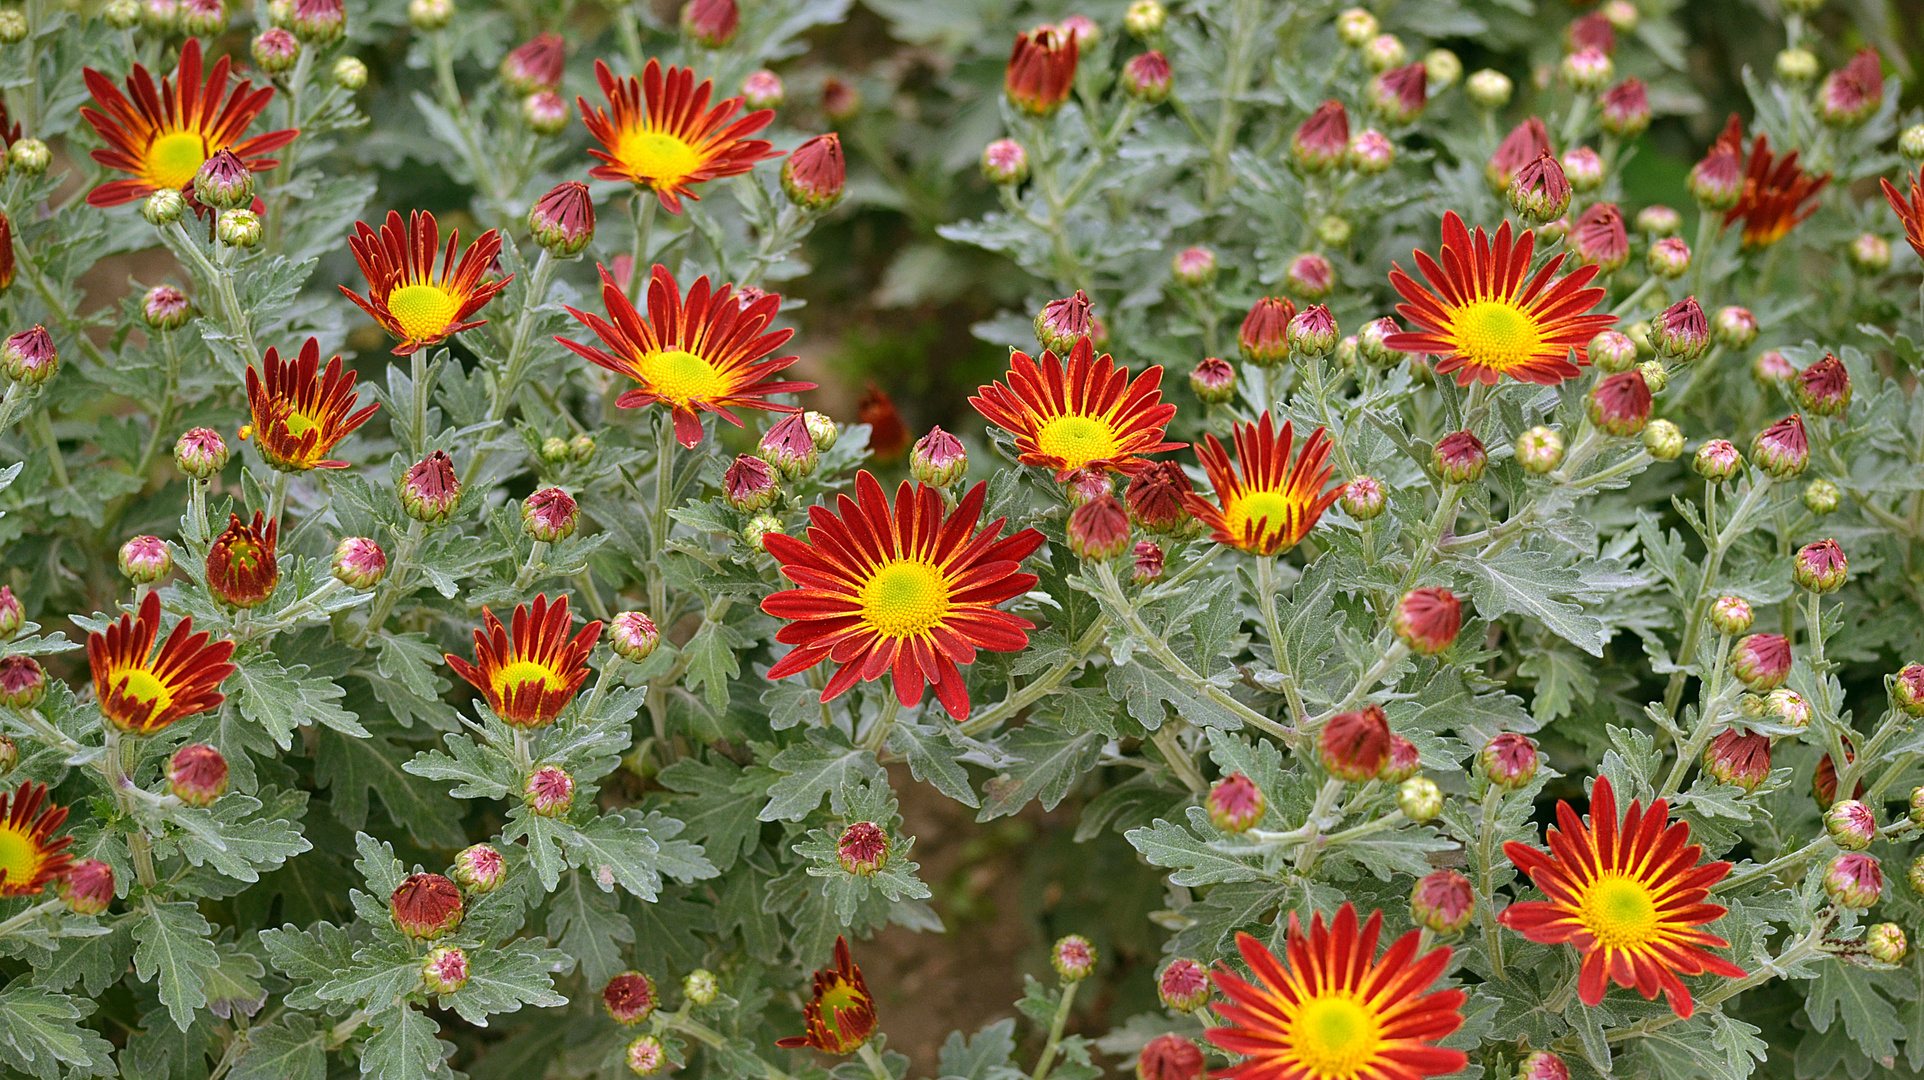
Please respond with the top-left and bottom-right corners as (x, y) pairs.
(1713, 115), (1829, 247)
(1387, 212), (1614, 386)
(500, 32), (565, 93)
(1291, 100), (1350, 172)
(970, 338), (1182, 480)
(1207, 908), (1467, 1080)
(559, 265), (813, 448)
(1487, 117), (1551, 191)
(206, 511), (279, 609)
(1005, 26), (1078, 115)
(445, 594), (602, 728)
(245, 337), (378, 470)
(1500, 775), (1745, 1018)
(88, 592), (236, 735)
(0, 782), (73, 896)
(1184, 413), (1339, 556)
(1817, 48), (1883, 127)
(342, 210), (510, 355)
(777, 936), (876, 1054)
(80, 39), (297, 206)
(760, 472), (1045, 719)
(577, 58), (779, 213)
(1320, 704), (1390, 781)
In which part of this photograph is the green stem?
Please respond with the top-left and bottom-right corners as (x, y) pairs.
(1476, 784), (1508, 980)
(1149, 726), (1207, 793)
(1716, 835), (1832, 894)
(353, 519), (427, 646)
(956, 617), (1110, 736)
(627, 194), (657, 301)
(0, 898), (65, 939)
(1028, 981), (1080, 1080)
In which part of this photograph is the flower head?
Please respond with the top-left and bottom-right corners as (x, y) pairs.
(1411, 869), (1475, 934)
(1138, 1035), (1204, 1080)
(605, 971), (658, 1025)
(1795, 354), (1851, 418)
(80, 40), (297, 207)
(1292, 101), (1350, 172)
(560, 265), (811, 448)
(342, 210), (509, 355)
(1, 327), (57, 386)
(1570, 203), (1628, 272)
(1703, 729), (1770, 791)
(1321, 704), (1390, 781)
(207, 511), (279, 609)
(1207, 773), (1266, 833)
(89, 592), (236, 735)
(761, 473), (1044, 720)
(1588, 371), (1651, 437)
(836, 821), (890, 875)
(524, 765), (575, 816)
(971, 339), (1181, 480)
(0, 783), (72, 898)
(452, 843), (505, 894)
(578, 59), (779, 213)
(1711, 115), (1829, 247)
(1751, 415), (1809, 478)
(167, 743), (228, 806)
(782, 134), (845, 209)
(245, 338), (377, 471)
(1186, 414), (1338, 556)
(1207, 909), (1467, 1080)
(1387, 213), (1613, 386)
(1487, 117), (1551, 191)
(1238, 297), (1295, 365)
(529, 181), (596, 256)
(1159, 959), (1211, 1012)
(0, 655), (43, 710)
(1501, 775), (1744, 1017)
(1006, 27), (1078, 115)
(59, 859), (114, 915)
(390, 872), (464, 939)
(446, 594), (601, 729)
(777, 936), (877, 1054)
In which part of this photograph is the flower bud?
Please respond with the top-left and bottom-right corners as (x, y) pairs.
(1410, 869), (1474, 934)
(1480, 732), (1538, 789)
(0, 655), (44, 710)
(522, 487), (579, 543)
(498, 32), (562, 93)
(1424, 48), (1462, 89)
(1795, 354), (1851, 418)
(217, 208), (262, 248)
(1122, 51), (1172, 103)
(407, 0), (452, 29)
(909, 427), (967, 488)
(741, 69), (784, 110)
(1432, 429), (1486, 484)
(1393, 587), (1463, 655)
(1290, 101), (1350, 173)
(391, 873), (464, 939)
(1894, 664), (1924, 718)
(1334, 8), (1377, 46)
(1693, 440), (1743, 483)
(1792, 479), (1838, 520)
(1752, 415), (1809, 478)
(1776, 47), (1819, 84)
(982, 138), (1029, 185)
(1052, 934), (1097, 981)
(1688, 142), (1744, 212)
(1132, 540), (1164, 585)
(250, 28), (303, 74)
(1206, 773), (1265, 833)
(1347, 129), (1395, 173)
(1708, 595), (1753, 635)
(1466, 68), (1512, 108)
(1341, 475), (1386, 519)
(529, 181), (595, 256)
(1898, 125), (1924, 164)
(173, 427), (228, 480)
(119, 535), (172, 584)
(1731, 633), (1792, 692)
(1817, 49), (1882, 128)
(1124, 0), (1165, 38)
(1793, 538), (1847, 594)
(1824, 853), (1883, 910)
(1288, 304), (1338, 356)
(524, 765), (575, 817)
(1752, 350), (1795, 387)
(139, 0), (177, 32)
(322, 538), (386, 593)
(822, 76), (861, 121)
(1867, 924), (1907, 965)
(1188, 357), (1235, 404)
(713, 457), (777, 515)
(1237, 297), (1293, 365)
(743, 514), (785, 552)
(684, 969), (719, 1005)
(144, 189), (185, 227)
(448, 843), (504, 895)
(782, 134), (846, 210)
(601, 611), (661, 667)
(1057, 15), (1098, 47)
(59, 860), (115, 916)
(1588, 371), (1652, 437)
(510, 91), (565, 136)
(1517, 1052), (1571, 1080)
(1600, 78), (1650, 137)
(625, 1035), (667, 1075)
(1034, 291), (1096, 356)
(1703, 729), (1770, 791)
(0, 587), (18, 641)
(167, 743), (228, 806)
(1397, 776), (1442, 822)
(1846, 233), (1891, 275)
(754, 413), (817, 481)
(401, 450), (462, 524)
(1170, 246), (1217, 287)
(1640, 419), (1685, 463)
(1825, 799), (1877, 850)
(1, 326), (56, 386)
(197, 154), (256, 213)
(142, 285), (192, 331)
(1911, 854), (1924, 898)
(1650, 298), (1707, 361)
(1138, 1036), (1204, 1080)
(1285, 254), (1334, 301)
(332, 55), (368, 90)
(423, 945), (469, 995)
(836, 821), (889, 876)
(1321, 704), (1390, 781)
(1362, 33), (1406, 72)
(105, 0), (139, 26)
(1559, 47), (1612, 91)
(1561, 146), (1603, 192)
(1703, 310), (1757, 356)
(1635, 204), (1682, 236)
(1368, 64), (1427, 125)
(1156, 958), (1209, 1012)
(178, 0), (226, 36)
(604, 971), (658, 1025)
(1068, 496), (1131, 561)
(1646, 237), (1691, 279)
(1374, 736), (1418, 785)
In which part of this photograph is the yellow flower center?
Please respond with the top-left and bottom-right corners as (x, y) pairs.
(1223, 489), (1299, 547)
(386, 283), (462, 342)
(493, 659), (564, 697)
(0, 823), (45, 894)
(281, 409), (320, 439)
(636, 348), (728, 405)
(1290, 995), (1381, 1080)
(222, 537), (263, 572)
(1450, 299), (1543, 371)
(113, 667), (174, 714)
(1034, 414), (1121, 469)
(858, 560), (951, 638)
(1580, 873), (1661, 948)
(146, 130), (209, 190)
(617, 130), (702, 184)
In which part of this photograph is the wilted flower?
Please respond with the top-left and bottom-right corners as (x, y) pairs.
(1368, 63), (1427, 124)
(391, 873), (464, 939)
(1291, 101), (1350, 172)
(1817, 48), (1882, 127)
(836, 821), (890, 875)
(1480, 732), (1538, 789)
(524, 765), (575, 816)
(1207, 773), (1265, 833)
(1288, 304), (1338, 356)
(1157, 958), (1210, 1012)
(604, 971), (658, 1025)
(59, 859), (114, 915)
(529, 181), (596, 256)
(119, 535), (172, 584)
(1466, 68), (1512, 108)
(1137, 1035), (1204, 1080)
(1795, 354), (1851, 418)
(1825, 800), (1877, 850)
(452, 843), (504, 894)
(1693, 440), (1743, 483)
(401, 450), (462, 523)
(1824, 853), (1883, 910)
(167, 743), (228, 806)
(1122, 51), (1171, 103)
(1600, 78), (1650, 137)
(1515, 426), (1564, 474)
(1006, 27), (1077, 115)
(1703, 729), (1770, 791)
(982, 138), (1028, 185)
(1588, 372), (1652, 437)
(1124, 461), (1193, 534)
(1132, 540), (1164, 584)
(1508, 152), (1571, 223)
(783, 134), (846, 210)
(1793, 539), (1848, 594)
(909, 427), (968, 488)
(1731, 633), (1791, 691)
(206, 511), (279, 608)
(1034, 290), (1096, 355)
(1393, 587), (1462, 655)
(1570, 203), (1628, 271)
(1410, 869), (1474, 933)
(1, 326), (56, 386)
(1432, 430), (1487, 484)
(1320, 704), (1390, 781)
(0, 655), (45, 710)
(1285, 254), (1334, 300)
(1752, 415), (1809, 478)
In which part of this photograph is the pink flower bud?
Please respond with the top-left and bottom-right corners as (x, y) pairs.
(1565, 12), (1614, 55)
(289, 0), (343, 40)
(1487, 117), (1551, 191)
(1051, 934), (1097, 981)
(910, 427), (968, 488)
(1817, 48), (1882, 127)
(836, 821), (890, 875)
(1688, 143), (1743, 211)
(1356, 318), (1397, 365)
(524, 765), (575, 817)
(1703, 729), (1770, 791)
(1062, 467), (1113, 507)
(680, 0), (738, 46)
(193, 149), (253, 211)
(1361, 33), (1406, 72)
(529, 181), (595, 256)
(175, 427), (228, 479)
(1137, 1035), (1203, 1080)
(391, 873), (464, 939)
(332, 537), (387, 589)
(1347, 129), (1395, 173)
(1288, 304), (1338, 356)
(1824, 852), (1883, 910)
(401, 450), (461, 524)
(1825, 799), (1877, 850)
(1599, 78), (1649, 137)
(1849, 233), (1891, 272)
(1751, 415), (1809, 478)
(782, 134), (846, 210)
(1868, 923), (1908, 965)
(167, 744), (228, 806)
(423, 945), (469, 994)
(1, 325), (57, 385)
(1795, 354), (1852, 418)
(1394, 587), (1462, 655)
(982, 138), (1029, 185)
(1409, 869), (1474, 933)
(759, 413), (819, 480)
(1559, 47), (1613, 91)
(178, 0), (226, 37)
(522, 487), (579, 543)
(1432, 430), (1486, 484)
(1171, 246), (1217, 286)
(59, 859), (114, 915)
(822, 76), (861, 121)
(1767, 688), (1810, 730)
(1480, 732), (1538, 789)
(142, 285), (193, 330)
(1122, 51), (1171, 103)
(1368, 63), (1427, 124)
(1285, 254), (1334, 301)
(1587, 371), (1652, 437)
(1157, 958), (1210, 1012)
(452, 843), (505, 894)
(1068, 495), (1131, 561)
(1515, 426), (1564, 474)
(1708, 595), (1753, 634)
(1752, 349), (1795, 385)
(626, 1035), (668, 1075)
(1693, 440), (1743, 483)
(1292, 101), (1350, 172)
(1508, 151), (1571, 222)
(1320, 704), (1390, 781)
(1712, 306), (1757, 349)
(1005, 27), (1077, 116)
(1206, 773), (1265, 833)
(499, 33), (564, 93)
(1517, 1052), (1572, 1080)
(0, 655), (45, 710)
(1731, 634), (1791, 691)
(1132, 540), (1164, 584)
(1341, 475), (1386, 519)
(1635, 204), (1682, 236)
(1894, 663), (1924, 718)
(741, 69), (784, 109)
(522, 91), (571, 135)
(1570, 203), (1628, 272)
(604, 971), (659, 1025)
(0, 586), (19, 640)
(1035, 290), (1096, 355)
(721, 455), (780, 513)
(1383, 734), (1421, 782)
(1650, 297), (1706, 359)
(1794, 538), (1847, 594)
(1189, 356), (1235, 403)
(119, 535), (172, 584)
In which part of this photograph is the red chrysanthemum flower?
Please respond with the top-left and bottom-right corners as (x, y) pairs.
(577, 58), (779, 213)
(761, 472), (1045, 719)
(87, 592), (237, 735)
(777, 936), (877, 1055)
(445, 594), (602, 729)
(1714, 114), (1829, 248)
(80, 39), (298, 207)
(244, 337), (378, 470)
(1005, 26), (1078, 115)
(1184, 413), (1340, 556)
(1500, 775), (1746, 1018)
(1207, 908), (1468, 1080)
(969, 338), (1183, 480)
(342, 210), (510, 355)
(0, 782), (74, 897)
(1387, 212), (1615, 386)
(207, 510), (280, 609)
(558, 264), (813, 448)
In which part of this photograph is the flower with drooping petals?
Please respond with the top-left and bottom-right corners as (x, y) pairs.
(1387, 213), (1613, 387)
(245, 338), (378, 470)
(0, 782), (72, 897)
(578, 59), (779, 213)
(206, 511), (279, 609)
(1410, 869), (1474, 934)
(560, 265), (811, 449)
(89, 592), (235, 735)
(80, 39), (297, 207)
(391, 872), (463, 939)
(971, 338), (1182, 480)
(1712, 115), (1829, 247)
(1207, 909), (1467, 1080)
(446, 594), (601, 729)
(1005, 26), (1078, 115)
(1184, 413), (1339, 556)
(761, 473), (1045, 720)
(1703, 729), (1770, 791)
(777, 936), (876, 1054)
(1501, 775), (1744, 1017)
(342, 210), (509, 356)
(1320, 704), (1390, 781)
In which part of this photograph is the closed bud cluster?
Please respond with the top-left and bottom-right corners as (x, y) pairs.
(1051, 934), (1097, 981)
(1480, 732), (1539, 789)
(1804, 478), (1840, 515)
(1693, 439), (1743, 482)
(452, 843), (505, 893)
(1432, 429), (1487, 484)
(1341, 475), (1386, 519)
(1824, 852), (1883, 910)
(1708, 595), (1753, 635)
(523, 487), (579, 542)
(1319, 704), (1390, 782)
(1793, 538), (1848, 593)
(1752, 415), (1809, 478)
(167, 743), (228, 806)
(1825, 799), (1877, 850)
(1393, 587), (1462, 655)
(724, 454), (780, 511)
(1703, 729), (1770, 791)
(1206, 773), (1265, 833)
(1410, 869), (1474, 934)
(1068, 495), (1130, 560)
(1731, 633), (1792, 691)
(1285, 254), (1334, 300)
(836, 821), (890, 875)
(1398, 776), (1442, 822)
(910, 427), (968, 487)
(1646, 237), (1691, 279)
(609, 611), (661, 663)
(1288, 304), (1338, 356)
(1157, 958), (1210, 1012)
(196, 152), (256, 212)
(1466, 68), (1512, 108)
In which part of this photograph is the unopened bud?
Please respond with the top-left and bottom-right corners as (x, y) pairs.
(1206, 773), (1265, 833)
(1124, 0), (1165, 38)
(1775, 47), (1819, 84)
(1341, 476), (1385, 519)
(216, 208), (262, 248)
(1051, 935), (1097, 981)
(7, 138), (46, 176)
(58, 860), (114, 915)
(683, 969), (719, 1005)
(400, 450), (462, 523)
(1410, 869), (1474, 934)
(1480, 732), (1538, 789)
(1642, 419), (1683, 461)
(910, 427), (967, 487)
(528, 181), (596, 256)
(252, 27), (301, 72)
(524, 765), (575, 817)
(1466, 68), (1511, 108)
(0, 656), (44, 710)
(1793, 538), (1847, 594)
(522, 91), (570, 135)
(742, 513), (785, 552)
(1824, 853), (1883, 910)
(175, 427), (228, 479)
(1825, 799), (1877, 850)
(1708, 595), (1753, 635)
(1693, 439), (1743, 483)
(1189, 357), (1235, 404)
(522, 487), (579, 542)
(626, 1036), (668, 1075)
(1849, 233), (1891, 273)
(423, 946), (469, 994)
(1647, 237), (1691, 279)
(604, 971), (658, 1025)
(1868, 923), (1908, 965)
(1893, 663), (1924, 718)
(609, 611), (660, 663)
(407, 0), (452, 29)
(1, 326), (56, 385)
(1432, 429), (1486, 484)
(1397, 777), (1442, 822)
(452, 843), (505, 893)
(741, 69), (784, 109)
(332, 55), (368, 90)
(982, 139), (1029, 185)
(1334, 8), (1377, 47)
(836, 821), (890, 875)
(119, 535), (172, 584)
